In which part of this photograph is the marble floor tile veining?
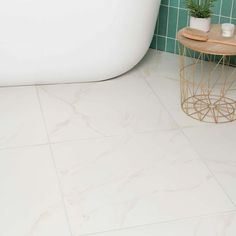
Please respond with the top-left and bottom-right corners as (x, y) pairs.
(37, 74), (177, 143)
(183, 125), (236, 206)
(0, 49), (236, 236)
(51, 131), (234, 235)
(0, 145), (71, 236)
(0, 86), (48, 149)
(84, 212), (236, 236)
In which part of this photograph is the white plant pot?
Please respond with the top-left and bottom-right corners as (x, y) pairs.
(190, 16), (211, 32)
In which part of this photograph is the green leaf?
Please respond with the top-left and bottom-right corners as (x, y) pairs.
(185, 0), (217, 18)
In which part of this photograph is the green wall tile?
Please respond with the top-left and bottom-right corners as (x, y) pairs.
(212, 1), (221, 15)
(166, 38), (176, 53)
(220, 16), (231, 23)
(177, 9), (188, 30)
(169, 0), (179, 7)
(151, 0), (236, 56)
(161, 0), (169, 5)
(154, 19), (159, 34)
(179, 0), (186, 8)
(157, 5), (169, 36)
(231, 18), (236, 25)
(156, 36), (166, 51)
(167, 7), (178, 38)
(221, 0), (232, 17)
(211, 15), (220, 24)
(150, 35), (157, 49)
(232, 1), (236, 18)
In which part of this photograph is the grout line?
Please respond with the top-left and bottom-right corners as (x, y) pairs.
(0, 127), (181, 152)
(174, 0), (181, 54)
(155, 35), (177, 41)
(48, 127), (181, 146)
(219, 0), (223, 23)
(0, 142), (50, 152)
(164, 1), (170, 52)
(34, 85), (74, 236)
(142, 75), (180, 129)
(230, 0), (234, 23)
(78, 210), (236, 236)
(180, 127), (236, 210)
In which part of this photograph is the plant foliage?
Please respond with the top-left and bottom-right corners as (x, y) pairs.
(185, 0), (217, 18)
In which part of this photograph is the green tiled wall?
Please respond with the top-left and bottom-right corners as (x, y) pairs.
(150, 0), (236, 53)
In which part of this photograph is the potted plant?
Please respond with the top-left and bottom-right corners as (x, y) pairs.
(186, 0), (217, 32)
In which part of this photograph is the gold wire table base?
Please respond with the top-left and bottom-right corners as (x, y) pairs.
(179, 45), (236, 123)
(181, 94), (236, 123)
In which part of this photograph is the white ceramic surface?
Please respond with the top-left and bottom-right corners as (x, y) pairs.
(87, 213), (236, 236)
(221, 23), (235, 37)
(0, 86), (47, 149)
(52, 132), (234, 235)
(190, 16), (211, 32)
(0, 145), (71, 236)
(183, 125), (236, 205)
(0, 0), (160, 85)
(0, 50), (236, 236)
(37, 74), (177, 143)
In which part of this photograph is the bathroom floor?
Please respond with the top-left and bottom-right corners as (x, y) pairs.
(1, 49), (236, 236)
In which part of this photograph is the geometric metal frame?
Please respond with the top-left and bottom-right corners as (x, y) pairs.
(179, 43), (236, 123)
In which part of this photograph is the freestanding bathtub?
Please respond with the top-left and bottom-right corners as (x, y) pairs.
(0, 0), (160, 85)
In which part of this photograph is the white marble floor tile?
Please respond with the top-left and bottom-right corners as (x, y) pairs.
(0, 86), (48, 149)
(135, 49), (180, 81)
(183, 125), (236, 206)
(145, 75), (214, 128)
(37, 76), (177, 143)
(86, 212), (236, 236)
(1, 50), (235, 236)
(52, 131), (234, 235)
(0, 145), (71, 236)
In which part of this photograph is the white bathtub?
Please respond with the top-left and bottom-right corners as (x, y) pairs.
(0, 0), (160, 85)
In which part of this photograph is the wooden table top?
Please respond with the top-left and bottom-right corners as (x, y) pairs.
(177, 24), (236, 56)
